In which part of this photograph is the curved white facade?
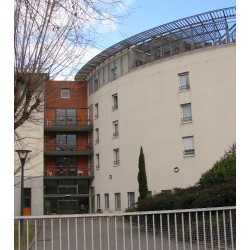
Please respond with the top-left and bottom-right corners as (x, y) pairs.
(88, 44), (236, 212)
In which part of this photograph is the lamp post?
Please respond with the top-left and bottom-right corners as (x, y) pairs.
(15, 149), (31, 235)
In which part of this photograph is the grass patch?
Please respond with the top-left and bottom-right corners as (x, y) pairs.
(14, 223), (35, 250)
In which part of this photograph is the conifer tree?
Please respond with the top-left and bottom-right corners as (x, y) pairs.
(137, 147), (148, 200)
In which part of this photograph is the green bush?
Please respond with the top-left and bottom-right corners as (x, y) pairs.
(198, 143), (236, 187)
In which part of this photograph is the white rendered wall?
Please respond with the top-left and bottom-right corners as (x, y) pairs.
(88, 44), (236, 212)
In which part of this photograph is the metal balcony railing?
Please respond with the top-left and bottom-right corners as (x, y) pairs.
(113, 132), (119, 138)
(45, 115), (93, 126)
(179, 84), (190, 91)
(14, 206), (236, 250)
(114, 160), (120, 165)
(181, 116), (192, 123)
(45, 166), (94, 177)
(183, 149), (195, 156)
(44, 142), (92, 152)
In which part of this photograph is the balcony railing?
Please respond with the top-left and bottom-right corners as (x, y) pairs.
(114, 160), (120, 165)
(183, 149), (195, 156)
(45, 142), (92, 151)
(45, 167), (94, 177)
(113, 132), (119, 138)
(181, 116), (192, 123)
(14, 206), (236, 250)
(179, 84), (190, 91)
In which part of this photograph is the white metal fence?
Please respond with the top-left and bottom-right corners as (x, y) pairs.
(14, 206), (236, 250)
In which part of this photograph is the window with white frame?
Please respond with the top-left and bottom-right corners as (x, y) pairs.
(113, 148), (120, 165)
(96, 194), (100, 209)
(111, 67), (117, 80)
(96, 154), (100, 169)
(181, 103), (192, 123)
(113, 120), (119, 138)
(61, 89), (70, 98)
(115, 193), (121, 210)
(183, 136), (195, 156)
(94, 78), (99, 91)
(112, 93), (118, 110)
(127, 192), (135, 208)
(104, 193), (109, 210)
(95, 128), (99, 144)
(179, 72), (190, 91)
(95, 103), (99, 119)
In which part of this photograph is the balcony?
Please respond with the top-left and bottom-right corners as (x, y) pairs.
(44, 142), (93, 156)
(44, 166), (94, 179)
(44, 116), (93, 132)
(183, 149), (195, 156)
(181, 116), (192, 124)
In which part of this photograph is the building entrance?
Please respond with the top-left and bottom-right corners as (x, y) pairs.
(58, 198), (77, 214)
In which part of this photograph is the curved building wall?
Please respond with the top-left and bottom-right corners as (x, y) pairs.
(88, 44), (235, 212)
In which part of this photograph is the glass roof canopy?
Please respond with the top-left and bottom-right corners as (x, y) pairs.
(75, 7), (236, 81)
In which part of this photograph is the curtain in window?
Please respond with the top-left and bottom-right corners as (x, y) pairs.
(183, 136), (194, 150)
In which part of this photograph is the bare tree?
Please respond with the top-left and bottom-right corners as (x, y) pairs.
(14, 0), (129, 130)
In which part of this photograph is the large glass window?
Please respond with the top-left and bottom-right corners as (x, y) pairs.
(56, 134), (76, 150)
(96, 194), (101, 210)
(113, 148), (120, 165)
(179, 72), (190, 91)
(181, 103), (192, 123)
(113, 120), (119, 138)
(55, 157), (77, 176)
(104, 193), (109, 210)
(115, 193), (121, 211)
(56, 109), (76, 125)
(183, 136), (195, 156)
(127, 192), (135, 208)
(112, 94), (118, 110)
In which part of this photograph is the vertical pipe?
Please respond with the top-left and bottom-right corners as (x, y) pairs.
(91, 218), (94, 250)
(229, 210), (235, 250)
(75, 218), (78, 250)
(59, 219), (62, 250)
(182, 213), (185, 250)
(202, 212), (206, 250)
(18, 220), (20, 250)
(83, 218), (86, 250)
(99, 217), (102, 250)
(153, 215), (156, 250)
(35, 219), (37, 250)
(145, 215), (148, 250)
(209, 211), (213, 250)
(107, 217), (110, 250)
(122, 216), (126, 250)
(160, 214), (163, 250)
(115, 216), (118, 250)
(175, 213), (178, 250)
(223, 210), (227, 250)
(196, 212), (199, 250)
(67, 218), (70, 250)
(138, 215), (141, 250)
(130, 216), (133, 250)
(43, 219), (45, 250)
(167, 214), (171, 250)
(189, 213), (192, 250)
(216, 211), (220, 249)
(51, 219), (54, 250)
(26, 220), (29, 250)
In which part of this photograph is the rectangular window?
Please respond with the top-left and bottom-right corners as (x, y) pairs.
(179, 72), (190, 91)
(56, 109), (76, 125)
(113, 120), (119, 138)
(96, 154), (100, 169)
(112, 94), (118, 110)
(96, 194), (100, 209)
(111, 67), (117, 80)
(127, 192), (135, 208)
(95, 103), (99, 119)
(183, 136), (195, 156)
(113, 148), (120, 165)
(181, 103), (192, 123)
(55, 157), (77, 176)
(61, 88), (70, 98)
(24, 188), (31, 208)
(104, 193), (109, 210)
(94, 79), (99, 91)
(56, 134), (76, 151)
(115, 193), (121, 211)
(95, 128), (99, 144)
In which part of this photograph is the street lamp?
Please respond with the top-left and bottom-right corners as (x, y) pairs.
(15, 150), (31, 216)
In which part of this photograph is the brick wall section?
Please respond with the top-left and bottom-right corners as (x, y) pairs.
(46, 81), (87, 108)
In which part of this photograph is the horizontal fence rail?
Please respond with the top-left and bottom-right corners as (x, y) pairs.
(14, 206), (236, 250)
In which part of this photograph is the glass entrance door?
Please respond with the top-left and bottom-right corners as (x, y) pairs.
(58, 198), (77, 214)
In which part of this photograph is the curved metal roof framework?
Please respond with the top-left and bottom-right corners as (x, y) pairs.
(75, 7), (236, 81)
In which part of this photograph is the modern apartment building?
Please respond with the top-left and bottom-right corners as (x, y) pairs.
(14, 7), (236, 215)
